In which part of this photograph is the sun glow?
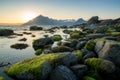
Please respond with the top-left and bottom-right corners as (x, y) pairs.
(23, 12), (36, 22)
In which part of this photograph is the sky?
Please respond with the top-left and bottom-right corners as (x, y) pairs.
(0, 0), (120, 23)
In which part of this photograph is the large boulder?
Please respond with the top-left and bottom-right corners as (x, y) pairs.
(85, 58), (116, 73)
(98, 41), (120, 67)
(0, 29), (14, 36)
(33, 37), (54, 50)
(50, 65), (77, 80)
(5, 52), (82, 80)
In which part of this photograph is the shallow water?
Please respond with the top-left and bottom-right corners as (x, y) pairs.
(0, 26), (81, 80)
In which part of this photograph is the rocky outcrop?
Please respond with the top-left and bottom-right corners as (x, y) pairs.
(87, 16), (100, 25)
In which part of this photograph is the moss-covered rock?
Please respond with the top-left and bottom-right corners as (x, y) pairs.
(0, 77), (4, 80)
(0, 29), (14, 36)
(84, 40), (96, 51)
(84, 76), (96, 80)
(51, 35), (62, 41)
(106, 32), (120, 37)
(57, 40), (79, 49)
(73, 50), (83, 61)
(35, 49), (43, 55)
(10, 43), (28, 50)
(32, 37), (54, 50)
(70, 31), (81, 39)
(5, 52), (82, 80)
(57, 41), (70, 47)
(85, 58), (116, 73)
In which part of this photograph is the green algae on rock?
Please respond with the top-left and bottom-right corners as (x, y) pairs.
(35, 49), (43, 55)
(10, 43), (28, 50)
(0, 77), (4, 80)
(84, 40), (96, 51)
(84, 76), (96, 80)
(51, 35), (62, 41)
(85, 58), (116, 73)
(5, 52), (82, 80)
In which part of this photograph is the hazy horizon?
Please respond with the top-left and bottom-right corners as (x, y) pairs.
(0, 0), (120, 24)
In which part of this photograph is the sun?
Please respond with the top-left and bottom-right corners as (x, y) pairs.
(23, 13), (36, 22)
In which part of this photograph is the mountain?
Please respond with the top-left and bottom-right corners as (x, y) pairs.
(23, 15), (86, 26)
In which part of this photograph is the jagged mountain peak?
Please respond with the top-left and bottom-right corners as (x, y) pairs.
(23, 15), (86, 26)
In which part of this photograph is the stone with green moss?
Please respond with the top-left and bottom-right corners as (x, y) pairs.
(106, 32), (120, 36)
(10, 43), (28, 50)
(32, 37), (54, 50)
(5, 52), (82, 80)
(51, 35), (62, 41)
(84, 76), (96, 80)
(85, 58), (116, 73)
(73, 50), (83, 61)
(70, 31), (81, 39)
(84, 40), (96, 51)
(0, 77), (4, 80)
(35, 49), (43, 55)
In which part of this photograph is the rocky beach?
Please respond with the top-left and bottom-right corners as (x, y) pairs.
(0, 16), (120, 80)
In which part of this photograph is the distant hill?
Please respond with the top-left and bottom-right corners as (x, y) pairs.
(22, 15), (86, 26)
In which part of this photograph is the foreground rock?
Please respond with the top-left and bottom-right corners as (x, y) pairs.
(98, 40), (120, 67)
(50, 65), (77, 80)
(0, 29), (14, 36)
(5, 52), (82, 80)
(10, 43), (28, 50)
